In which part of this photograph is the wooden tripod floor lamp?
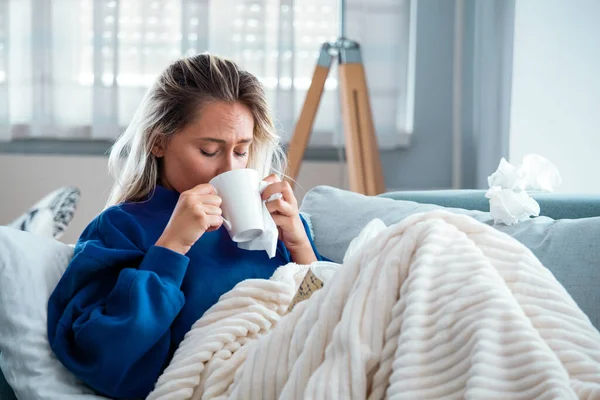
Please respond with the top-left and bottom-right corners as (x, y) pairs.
(285, 0), (385, 196)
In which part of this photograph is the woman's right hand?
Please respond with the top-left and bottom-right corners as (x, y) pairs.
(155, 184), (223, 255)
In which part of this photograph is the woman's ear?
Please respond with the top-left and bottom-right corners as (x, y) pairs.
(151, 136), (166, 158)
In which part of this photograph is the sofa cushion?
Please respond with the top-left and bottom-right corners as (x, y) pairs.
(300, 186), (600, 330)
(0, 227), (108, 399)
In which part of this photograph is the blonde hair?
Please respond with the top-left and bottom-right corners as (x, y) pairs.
(106, 54), (286, 207)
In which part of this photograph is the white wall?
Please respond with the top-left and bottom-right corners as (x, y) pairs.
(0, 154), (348, 244)
(0, 155), (113, 244)
(509, 0), (600, 193)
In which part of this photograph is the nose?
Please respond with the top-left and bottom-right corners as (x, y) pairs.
(216, 153), (235, 175)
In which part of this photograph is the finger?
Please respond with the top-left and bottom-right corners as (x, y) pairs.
(205, 214), (223, 231)
(261, 181), (286, 201)
(262, 173), (280, 184)
(186, 183), (217, 195)
(279, 180), (297, 206)
(266, 198), (295, 216)
(271, 214), (290, 228)
(198, 194), (222, 207)
(262, 181), (297, 207)
(201, 204), (222, 216)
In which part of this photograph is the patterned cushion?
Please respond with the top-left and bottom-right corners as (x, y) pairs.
(8, 187), (81, 240)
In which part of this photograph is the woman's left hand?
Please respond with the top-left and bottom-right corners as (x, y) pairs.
(262, 174), (317, 264)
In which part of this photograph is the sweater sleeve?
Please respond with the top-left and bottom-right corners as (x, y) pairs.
(47, 207), (189, 399)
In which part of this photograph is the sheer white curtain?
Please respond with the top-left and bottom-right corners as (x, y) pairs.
(0, 0), (414, 148)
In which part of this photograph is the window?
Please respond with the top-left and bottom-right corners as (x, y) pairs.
(0, 0), (414, 149)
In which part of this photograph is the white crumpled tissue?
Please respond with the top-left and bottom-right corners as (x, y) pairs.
(485, 154), (561, 225)
(485, 186), (541, 226)
(521, 154), (563, 192)
(235, 181), (282, 258)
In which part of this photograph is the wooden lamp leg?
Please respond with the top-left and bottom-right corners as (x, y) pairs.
(285, 44), (333, 186)
(338, 43), (385, 195)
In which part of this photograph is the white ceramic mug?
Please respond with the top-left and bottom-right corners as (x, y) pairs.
(209, 169), (264, 242)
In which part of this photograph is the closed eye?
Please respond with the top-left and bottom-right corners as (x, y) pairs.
(200, 149), (217, 157)
(201, 149), (247, 158)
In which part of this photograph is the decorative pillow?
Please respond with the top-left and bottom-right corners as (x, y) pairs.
(0, 227), (108, 400)
(300, 186), (600, 330)
(8, 186), (81, 240)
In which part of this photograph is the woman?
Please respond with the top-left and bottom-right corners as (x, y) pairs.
(47, 54), (324, 399)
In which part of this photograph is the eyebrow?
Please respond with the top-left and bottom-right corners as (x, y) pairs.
(198, 137), (253, 144)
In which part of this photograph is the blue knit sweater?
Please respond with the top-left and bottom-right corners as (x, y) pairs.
(47, 185), (322, 399)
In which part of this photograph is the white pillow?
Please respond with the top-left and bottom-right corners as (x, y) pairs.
(0, 226), (108, 399)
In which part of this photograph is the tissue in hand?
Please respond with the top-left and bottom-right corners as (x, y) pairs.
(236, 181), (282, 258)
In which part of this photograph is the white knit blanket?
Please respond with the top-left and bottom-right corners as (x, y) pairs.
(147, 211), (600, 400)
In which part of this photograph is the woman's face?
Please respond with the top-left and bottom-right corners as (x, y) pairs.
(153, 101), (254, 193)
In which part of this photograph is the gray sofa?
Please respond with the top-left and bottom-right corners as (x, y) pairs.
(2, 187), (599, 399)
(300, 187), (600, 330)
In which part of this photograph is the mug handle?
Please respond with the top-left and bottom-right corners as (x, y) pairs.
(222, 217), (232, 231)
